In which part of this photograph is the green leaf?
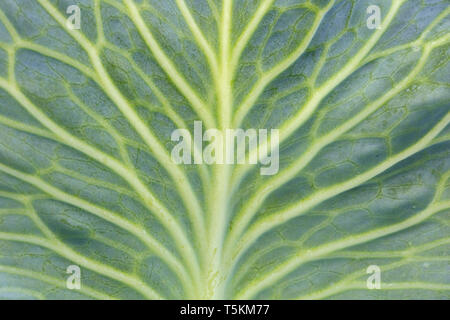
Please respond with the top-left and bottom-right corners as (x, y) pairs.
(0, 0), (449, 299)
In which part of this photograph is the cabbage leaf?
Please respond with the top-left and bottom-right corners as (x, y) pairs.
(0, 0), (449, 299)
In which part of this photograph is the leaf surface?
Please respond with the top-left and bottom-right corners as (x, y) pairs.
(0, 0), (449, 299)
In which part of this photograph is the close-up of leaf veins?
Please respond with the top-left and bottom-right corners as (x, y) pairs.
(0, 0), (449, 300)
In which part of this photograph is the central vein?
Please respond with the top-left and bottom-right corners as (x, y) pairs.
(205, 0), (233, 299)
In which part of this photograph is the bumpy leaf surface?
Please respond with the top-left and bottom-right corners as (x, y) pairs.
(0, 0), (449, 299)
